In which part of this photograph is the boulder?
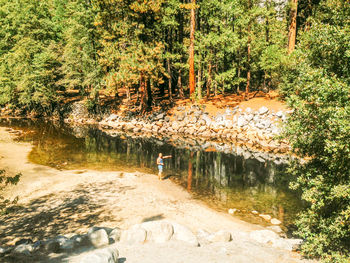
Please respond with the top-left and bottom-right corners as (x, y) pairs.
(259, 214), (272, 221)
(270, 218), (282, 225)
(172, 222), (199, 247)
(237, 116), (247, 127)
(271, 238), (303, 251)
(79, 245), (119, 263)
(249, 230), (279, 244)
(43, 240), (61, 253)
(12, 244), (34, 256)
(207, 230), (231, 243)
(89, 229), (109, 248)
(15, 238), (33, 246)
(258, 106), (269, 115)
(109, 228), (122, 243)
(140, 221), (174, 243)
(71, 234), (89, 248)
(120, 226), (147, 245)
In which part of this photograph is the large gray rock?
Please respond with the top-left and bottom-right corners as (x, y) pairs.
(79, 245), (119, 263)
(207, 230), (231, 243)
(89, 229), (109, 248)
(12, 244), (34, 256)
(237, 116), (247, 127)
(171, 222), (199, 247)
(249, 230), (279, 244)
(258, 106), (269, 115)
(140, 221), (174, 243)
(271, 238), (303, 251)
(109, 227), (122, 243)
(120, 226), (147, 245)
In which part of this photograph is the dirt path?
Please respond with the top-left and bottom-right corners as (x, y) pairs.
(0, 127), (308, 262)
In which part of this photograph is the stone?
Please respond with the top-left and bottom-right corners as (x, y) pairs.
(79, 245), (119, 263)
(120, 226), (147, 245)
(43, 240), (60, 253)
(271, 238), (303, 252)
(177, 106), (185, 111)
(13, 244), (34, 256)
(276, 111), (284, 118)
(172, 222), (199, 247)
(249, 230), (279, 244)
(270, 218), (282, 225)
(237, 116), (247, 127)
(15, 238), (33, 246)
(245, 107), (252, 113)
(207, 230), (231, 243)
(109, 228), (122, 243)
(251, 210), (258, 215)
(245, 114), (254, 121)
(172, 122), (180, 131)
(258, 106), (269, 115)
(89, 229), (109, 248)
(266, 226), (284, 234)
(164, 116), (170, 122)
(259, 214), (272, 221)
(228, 208), (237, 214)
(71, 234), (89, 248)
(60, 239), (74, 251)
(156, 113), (165, 120)
(140, 221), (174, 243)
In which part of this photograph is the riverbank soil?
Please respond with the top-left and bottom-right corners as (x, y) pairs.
(0, 128), (309, 262)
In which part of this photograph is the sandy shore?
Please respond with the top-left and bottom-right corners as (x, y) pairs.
(0, 127), (260, 245)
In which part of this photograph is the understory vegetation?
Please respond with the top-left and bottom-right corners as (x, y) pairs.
(0, 0), (349, 261)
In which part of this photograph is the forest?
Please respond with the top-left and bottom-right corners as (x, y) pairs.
(0, 0), (349, 262)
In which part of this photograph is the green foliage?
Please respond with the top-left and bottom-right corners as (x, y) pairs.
(0, 169), (21, 213)
(281, 1), (350, 261)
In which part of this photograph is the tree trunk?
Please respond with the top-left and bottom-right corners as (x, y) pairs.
(189, 0), (196, 98)
(246, 24), (251, 94)
(167, 58), (173, 102)
(288, 0), (298, 53)
(197, 61), (202, 99)
(140, 72), (147, 113)
(207, 62), (212, 99)
(178, 69), (185, 98)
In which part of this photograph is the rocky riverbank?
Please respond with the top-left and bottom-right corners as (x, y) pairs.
(0, 220), (305, 263)
(64, 100), (293, 165)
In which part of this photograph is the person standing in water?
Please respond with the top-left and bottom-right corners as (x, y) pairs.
(157, 153), (172, 180)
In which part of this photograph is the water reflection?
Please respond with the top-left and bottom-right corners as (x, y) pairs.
(0, 118), (303, 229)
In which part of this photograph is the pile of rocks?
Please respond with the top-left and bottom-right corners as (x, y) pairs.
(95, 104), (292, 162)
(0, 221), (303, 262)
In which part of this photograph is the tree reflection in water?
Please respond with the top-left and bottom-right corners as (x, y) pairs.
(0, 118), (304, 229)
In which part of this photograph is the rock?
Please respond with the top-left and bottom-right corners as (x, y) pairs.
(120, 226), (147, 245)
(109, 228), (122, 243)
(245, 107), (252, 113)
(71, 234), (89, 248)
(177, 106), (185, 111)
(13, 244), (34, 256)
(140, 221), (174, 243)
(266, 226), (284, 234)
(270, 218), (282, 225)
(259, 214), (272, 221)
(156, 113), (165, 120)
(79, 245), (119, 263)
(276, 111), (284, 118)
(43, 240), (60, 253)
(251, 210), (258, 215)
(164, 116), (170, 122)
(228, 208), (237, 215)
(15, 238), (33, 246)
(207, 230), (231, 243)
(258, 106), (269, 115)
(237, 116), (247, 127)
(172, 122), (180, 131)
(0, 246), (8, 255)
(271, 238), (303, 251)
(172, 222), (199, 247)
(89, 229), (109, 248)
(250, 230), (279, 244)
(245, 114), (254, 121)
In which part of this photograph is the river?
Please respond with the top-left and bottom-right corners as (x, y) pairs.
(0, 118), (303, 233)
